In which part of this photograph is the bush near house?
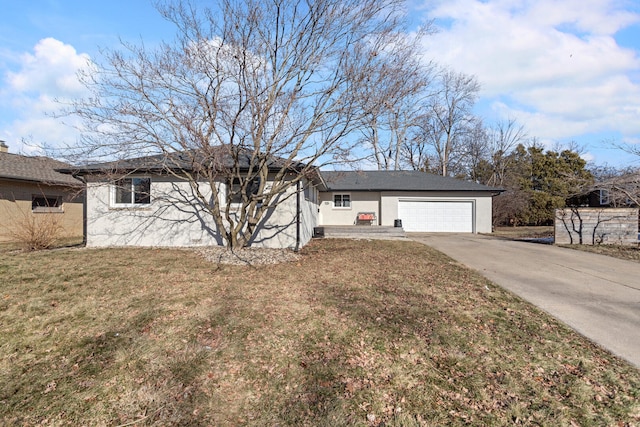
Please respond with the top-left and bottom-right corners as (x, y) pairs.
(0, 150), (84, 247)
(0, 202), (64, 250)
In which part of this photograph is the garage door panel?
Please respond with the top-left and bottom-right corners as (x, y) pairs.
(398, 201), (473, 232)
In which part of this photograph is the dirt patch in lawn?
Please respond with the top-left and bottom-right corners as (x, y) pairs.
(196, 246), (302, 265)
(1, 240), (638, 426)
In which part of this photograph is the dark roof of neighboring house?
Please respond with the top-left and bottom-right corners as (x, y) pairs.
(320, 170), (502, 192)
(59, 148), (307, 176)
(0, 152), (82, 186)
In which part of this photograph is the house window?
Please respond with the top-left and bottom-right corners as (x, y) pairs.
(304, 184), (317, 203)
(112, 177), (151, 207)
(32, 195), (63, 213)
(599, 189), (610, 206)
(228, 177), (261, 204)
(333, 193), (351, 208)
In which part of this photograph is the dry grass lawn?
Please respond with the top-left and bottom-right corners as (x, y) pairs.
(560, 243), (640, 263)
(1, 239), (639, 426)
(492, 226), (554, 239)
(494, 226), (640, 263)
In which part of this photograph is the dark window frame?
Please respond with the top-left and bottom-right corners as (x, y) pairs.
(333, 193), (351, 209)
(32, 195), (63, 213)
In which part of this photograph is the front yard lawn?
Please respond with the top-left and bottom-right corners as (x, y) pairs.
(1, 239), (638, 426)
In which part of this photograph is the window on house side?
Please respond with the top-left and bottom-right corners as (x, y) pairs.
(599, 189), (609, 205)
(228, 177), (261, 204)
(32, 195), (62, 212)
(333, 194), (351, 208)
(304, 184), (317, 203)
(113, 178), (151, 207)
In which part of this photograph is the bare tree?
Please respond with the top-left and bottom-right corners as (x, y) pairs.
(354, 28), (434, 170)
(591, 166), (640, 207)
(409, 68), (480, 176)
(402, 124), (431, 171)
(459, 120), (488, 181)
(64, 0), (415, 248)
(597, 139), (640, 206)
(608, 138), (640, 159)
(481, 118), (527, 186)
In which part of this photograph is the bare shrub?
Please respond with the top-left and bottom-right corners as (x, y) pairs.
(1, 201), (63, 251)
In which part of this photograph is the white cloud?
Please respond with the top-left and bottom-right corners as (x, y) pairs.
(419, 0), (640, 154)
(1, 38), (90, 154)
(6, 38), (89, 97)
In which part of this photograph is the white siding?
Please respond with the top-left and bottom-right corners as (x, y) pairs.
(299, 183), (320, 246)
(85, 175), (318, 249)
(318, 191), (380, 225)
(318, 190), (494, 233)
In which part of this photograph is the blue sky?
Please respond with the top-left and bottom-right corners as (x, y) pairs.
(1, 0), (639, 168)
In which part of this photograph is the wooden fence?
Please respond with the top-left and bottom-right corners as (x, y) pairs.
(554, 208), (638, 245)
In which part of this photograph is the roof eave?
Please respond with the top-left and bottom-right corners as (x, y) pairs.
(325, 187), (502, 192)
(58, 164), (301, 177)
(0, 174), (83, 187)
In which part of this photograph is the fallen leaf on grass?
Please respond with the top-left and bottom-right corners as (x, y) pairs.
(43, 381), (57, 394)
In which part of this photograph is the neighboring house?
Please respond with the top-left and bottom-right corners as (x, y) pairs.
(589, 172), (640, 208)
(59, 150), (324, 249)
(320, 171), (501, 233)
(0, 143), (84, 242)
(59, 149), (502, 249)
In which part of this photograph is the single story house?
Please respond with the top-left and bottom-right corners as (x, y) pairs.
(60, 150), (323, 249)
(320, 170), (500, 233)
(60, 151), (501, 249)
(0, 142), (84, 242)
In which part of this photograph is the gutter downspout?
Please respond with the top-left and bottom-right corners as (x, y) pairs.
(295, 180), (301, 252)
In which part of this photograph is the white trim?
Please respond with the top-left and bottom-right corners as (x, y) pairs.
(32, 206), (64, 213)
(110, 177), (152, 208)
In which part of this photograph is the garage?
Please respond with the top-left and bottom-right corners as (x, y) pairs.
(319, 171), (499, 233)
(398, 200), (474, 233)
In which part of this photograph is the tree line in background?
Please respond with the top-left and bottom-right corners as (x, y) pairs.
(58, 0), (638, 246)
(357, 50), (639, 227)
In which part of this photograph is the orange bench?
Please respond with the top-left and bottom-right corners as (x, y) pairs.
(356, 212), (376, 225)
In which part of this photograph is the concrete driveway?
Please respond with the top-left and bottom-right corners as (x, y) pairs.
(410, 233), (640, 369)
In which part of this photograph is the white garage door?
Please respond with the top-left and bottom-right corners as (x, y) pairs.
(398, 201), (474, 232)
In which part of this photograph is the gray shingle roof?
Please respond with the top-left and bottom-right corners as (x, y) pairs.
(0, 152), (82, 186)
(320, 170), (502, 192)
(60, 148), (306, 175)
